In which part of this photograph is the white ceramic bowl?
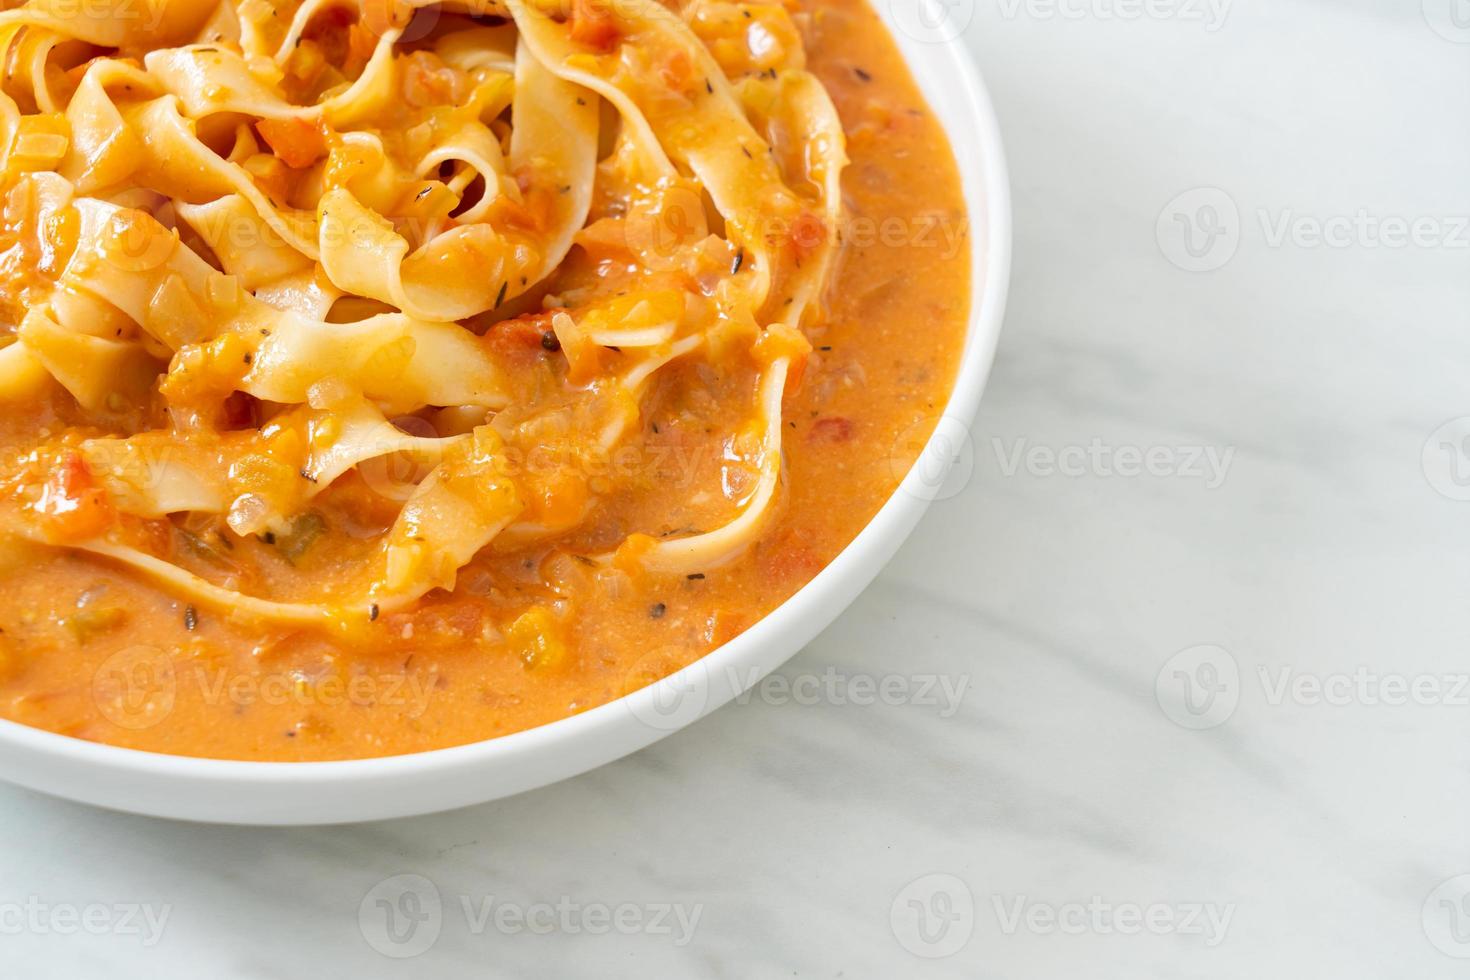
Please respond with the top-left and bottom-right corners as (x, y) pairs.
(0, 5), (1011, 824)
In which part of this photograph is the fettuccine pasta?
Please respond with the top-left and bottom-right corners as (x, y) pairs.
(0, 0), (972, 759)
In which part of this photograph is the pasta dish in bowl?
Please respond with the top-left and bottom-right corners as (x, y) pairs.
(0, 0), (1007, 819)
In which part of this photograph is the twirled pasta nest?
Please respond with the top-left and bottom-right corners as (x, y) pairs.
(0, 0), (845, 627)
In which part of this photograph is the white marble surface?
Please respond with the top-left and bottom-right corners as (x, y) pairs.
(4, 1), (1469, 976)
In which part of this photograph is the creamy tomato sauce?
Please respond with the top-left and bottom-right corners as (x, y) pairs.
(0, 0), (970, 760)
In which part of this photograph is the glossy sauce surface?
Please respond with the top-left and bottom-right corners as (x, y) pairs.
(0, 0), (971, 759)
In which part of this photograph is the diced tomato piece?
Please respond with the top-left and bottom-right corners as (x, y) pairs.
(408, 598), (484, 641)
(612, 533), (657, 577)
(517, 186), (555, 233)
(37, 452), (114, 541)
(705, 609), (752, 648)
(488, 310), (560, 350)
(255, 117), (327, 170)
(570, 0), (620, 51)
(344, 23), (378, 77)
(784, 350), (808, 393)
(575, 217), (634, 261)
(441, 600), (485, 638)
(659, 50), (694, 93)
(360, 0), (412, 38)
(790, 212), (828, 261)
(809, 417), (854, 443)
(401, 51), (466, 109)
(760, 527), (825, 582)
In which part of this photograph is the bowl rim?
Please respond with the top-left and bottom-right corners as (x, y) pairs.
(0, 9), (1012, 818)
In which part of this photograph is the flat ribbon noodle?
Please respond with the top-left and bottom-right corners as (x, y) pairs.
(0, 0), (849, 624)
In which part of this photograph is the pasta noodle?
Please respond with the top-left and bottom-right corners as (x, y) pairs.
(0, 0), (849, 625)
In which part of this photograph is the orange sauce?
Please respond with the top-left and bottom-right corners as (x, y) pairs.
(0, 0), (971, 760)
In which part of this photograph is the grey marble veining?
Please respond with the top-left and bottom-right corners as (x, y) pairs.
(3, 1), (1468, 977)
